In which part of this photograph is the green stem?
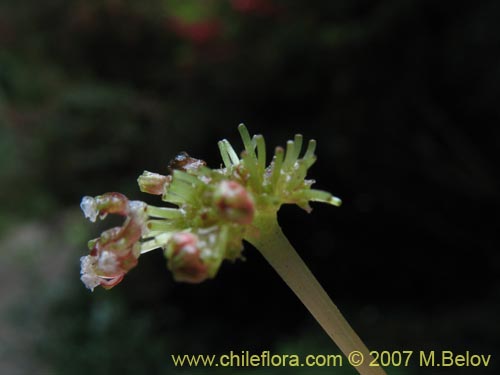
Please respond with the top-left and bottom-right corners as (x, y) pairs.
(246, 213), (386, 375)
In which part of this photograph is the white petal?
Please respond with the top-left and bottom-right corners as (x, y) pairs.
(80, 255), (100, 291)
(80, 196), (98, 222)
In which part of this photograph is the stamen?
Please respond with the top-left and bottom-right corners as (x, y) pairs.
(270, 146), (284, 191)
(147, 219), (181, 232)
(291, 134), (303, 163)
(146, 205), (183, 219)
(254, 134), (266, 173)
(223, 139), (240, 165)
(282, 140), (296, 170)
(300, 189), (342, 206)
(218, 140), (232, 169)
(238, 123), (257, 160)
(303, 139), (317, 168)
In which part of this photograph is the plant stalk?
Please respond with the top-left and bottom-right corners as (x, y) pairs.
(246, 213), (386, 375)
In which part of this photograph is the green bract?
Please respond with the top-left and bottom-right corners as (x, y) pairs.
(79, 124), (341, 290)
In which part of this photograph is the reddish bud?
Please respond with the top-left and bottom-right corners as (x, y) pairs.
(213, 180), (255, 225)
(166, 232), (209, 283)
(138, 171), (171, 195)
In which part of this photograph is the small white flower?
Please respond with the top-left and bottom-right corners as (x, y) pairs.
(80, 196), (98, 222)
(80, 255), (100, 291)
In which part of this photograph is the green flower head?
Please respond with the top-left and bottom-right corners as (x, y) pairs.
(80, 124), (341, 290)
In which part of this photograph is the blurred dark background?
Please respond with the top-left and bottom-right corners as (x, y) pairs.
(0, 0), (499, 374)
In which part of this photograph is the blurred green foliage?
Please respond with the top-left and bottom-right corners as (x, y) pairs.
(0, 0), (499, 374)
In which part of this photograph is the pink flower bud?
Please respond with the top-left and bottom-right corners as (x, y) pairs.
(137, 171), (171, 195)
(166, 232), (209, 283)
(213, 180), (255, 225)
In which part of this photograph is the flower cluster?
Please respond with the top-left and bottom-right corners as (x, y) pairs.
(79, 124), (340, 290)
(79, 193), (147, 291)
